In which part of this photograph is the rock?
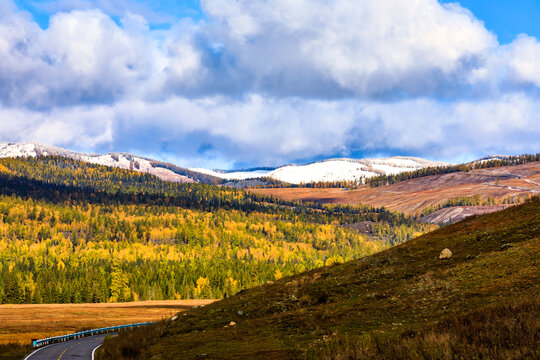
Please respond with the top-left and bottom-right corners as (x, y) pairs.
(170, 315), (179, 321)
(237, 310), (243, 315)
(439, 248), (452, 260)
(266, 281), (274, 285)
(499, 243), (513, 251)
(229, 321), (236, 326)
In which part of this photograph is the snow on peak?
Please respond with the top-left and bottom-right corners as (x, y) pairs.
(191, 157), (447, 184)
(0, 142), (193, 183)
(0, 142), (38, 158)
(0, 142), (447, 186)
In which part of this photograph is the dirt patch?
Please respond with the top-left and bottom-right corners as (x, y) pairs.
(418, 206), (510, 225)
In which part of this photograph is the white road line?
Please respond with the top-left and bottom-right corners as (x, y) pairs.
(91, 343), (102, 360)
(24, 335), (105, 360)
(23, 343), (55, 360)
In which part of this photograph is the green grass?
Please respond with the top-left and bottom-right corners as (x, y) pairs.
(0, 344), (32, 360)
(99, 198), (540, 359)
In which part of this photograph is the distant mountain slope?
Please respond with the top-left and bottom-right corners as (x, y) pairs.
(192, 157), (447, 184)
(98, 198), (540, 359)
(252, 161), (540, 221)
(0, 142), (196, 183)
(0, 143), (446, 185)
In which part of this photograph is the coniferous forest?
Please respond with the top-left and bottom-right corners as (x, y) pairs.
(0, 157), (432, 304)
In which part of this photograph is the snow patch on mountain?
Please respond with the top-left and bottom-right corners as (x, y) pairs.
(192, 157), (447, 184)
(0, 143), (193, 183)
(0, 142), (448, 185)
(0, 143), (38, 158)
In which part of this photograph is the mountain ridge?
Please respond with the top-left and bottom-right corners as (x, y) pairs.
(192, 156), (448, 184)
(0, 142), (448, 185)
(0, 142), (197, 184)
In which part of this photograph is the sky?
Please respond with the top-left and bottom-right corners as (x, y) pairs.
(0, 0), (539, 169)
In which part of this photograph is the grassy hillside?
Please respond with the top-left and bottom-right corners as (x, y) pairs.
(99, 198), (540, 359)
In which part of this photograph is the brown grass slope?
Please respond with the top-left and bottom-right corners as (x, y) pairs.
(99, 199), (540, 360)
(0, 300), (214, 346)
(251, 161), (540, 215)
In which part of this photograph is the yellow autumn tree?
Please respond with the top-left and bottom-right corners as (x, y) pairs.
(194, 277), (211, 299)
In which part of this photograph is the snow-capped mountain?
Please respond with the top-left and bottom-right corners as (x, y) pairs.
(472, 155), (509, 164)
(0, 142), (194, 183)
(192, 157), (447, 184)
(0, 142), (447, 185)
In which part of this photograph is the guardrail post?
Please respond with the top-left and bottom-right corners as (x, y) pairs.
(31, 322), (155, 348)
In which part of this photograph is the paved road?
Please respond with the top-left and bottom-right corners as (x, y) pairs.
(24, 334), (109, 360)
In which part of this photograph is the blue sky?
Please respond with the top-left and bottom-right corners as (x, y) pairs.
(1, 0), (539, 168)
(445, 0), (540, 43)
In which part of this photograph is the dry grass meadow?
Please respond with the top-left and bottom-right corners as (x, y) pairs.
(0, 300), (215, 345)
(251, 162), (540, 215)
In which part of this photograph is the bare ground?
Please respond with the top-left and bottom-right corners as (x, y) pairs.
(418, 205), (510, 225)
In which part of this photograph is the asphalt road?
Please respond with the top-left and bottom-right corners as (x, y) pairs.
(24, 334), (109, 360)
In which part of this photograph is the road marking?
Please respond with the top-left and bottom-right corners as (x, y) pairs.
(23, 343), (55, 360)
(58, 343), (76, 360)
(92, 344), (102, 360)
(25, 334), (105, 360)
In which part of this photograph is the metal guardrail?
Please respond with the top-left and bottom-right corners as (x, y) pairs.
(32, 322), (155, 347)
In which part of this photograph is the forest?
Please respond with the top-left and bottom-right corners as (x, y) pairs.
(0, 157), (433, 304)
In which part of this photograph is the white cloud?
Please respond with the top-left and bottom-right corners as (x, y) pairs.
(507, 35), (540, 87)
(1, 93), (538, 167)
(0, 0), (539, 167)
(0, 8), (154, 107)
(202, 0), (497, 96)
(355, 93), (540, 158)
(0, 104), (113, 148)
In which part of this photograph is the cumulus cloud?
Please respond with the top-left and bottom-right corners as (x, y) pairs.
(0, 104), (113, 148)
(202, 0), (497, 97)
(506, 35), (540, 87)
(0, 0), (539, 167)
(2, 93), (538, 167)
(0, 7), (155, 107)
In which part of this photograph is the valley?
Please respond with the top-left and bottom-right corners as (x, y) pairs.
(1, 1), (539, 358)
(0, 149), (537, 359)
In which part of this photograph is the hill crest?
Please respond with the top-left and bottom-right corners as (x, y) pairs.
(0, 142), (449, 185)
